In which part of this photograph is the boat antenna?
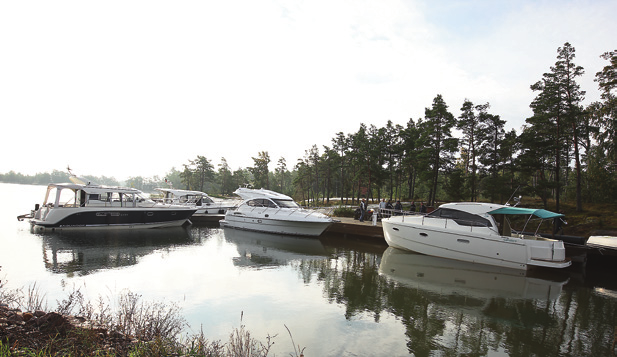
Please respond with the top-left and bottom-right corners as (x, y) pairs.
(505, 186), (521, 206)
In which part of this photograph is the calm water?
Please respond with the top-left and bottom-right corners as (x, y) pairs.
(1, 183), (616, 356)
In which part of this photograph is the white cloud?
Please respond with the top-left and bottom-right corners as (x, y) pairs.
(1, 0), (615, 180)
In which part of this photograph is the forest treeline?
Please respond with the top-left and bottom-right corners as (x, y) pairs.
(2, 43), (616, 212)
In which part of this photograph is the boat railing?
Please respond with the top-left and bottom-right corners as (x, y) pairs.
(243, 205), (335, 218)
(377, 208), (418, 219)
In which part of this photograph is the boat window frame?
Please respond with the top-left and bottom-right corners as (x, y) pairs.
(246, 199), (278, 208)
(427, 208), (492, 228)
(271, 199), (299, 209)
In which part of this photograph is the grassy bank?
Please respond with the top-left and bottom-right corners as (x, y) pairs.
(0, 278), (304, 357)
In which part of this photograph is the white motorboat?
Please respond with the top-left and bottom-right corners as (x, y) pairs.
(220, 187), (336, 236)
(382, 202), (571, 270)
(154, 188), (240, 223)
(19, 178), (196, 231)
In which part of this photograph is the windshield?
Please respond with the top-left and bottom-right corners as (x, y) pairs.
(272, 199), (299, 209)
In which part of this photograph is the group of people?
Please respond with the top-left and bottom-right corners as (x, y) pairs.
(359, 198), (427, 222)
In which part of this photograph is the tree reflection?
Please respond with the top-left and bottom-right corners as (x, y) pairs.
(295, 244), (617, 356)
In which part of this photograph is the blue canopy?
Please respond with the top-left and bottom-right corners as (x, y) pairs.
(487, 207), (563, 219)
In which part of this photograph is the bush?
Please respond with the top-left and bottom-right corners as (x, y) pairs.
(332, 207), (355, 218)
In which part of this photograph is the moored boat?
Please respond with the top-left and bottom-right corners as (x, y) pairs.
(153, 188), (240, 223)
(382, 202), (571, 270)
(19, 179), (196, 231)
(220, 188), (336, 236)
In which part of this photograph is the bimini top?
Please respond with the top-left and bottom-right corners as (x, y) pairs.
(487, 207), (564, 219)
(233, 188), (292, 201)
(46, 182), (143, 195)
(438, 202), (563, 219)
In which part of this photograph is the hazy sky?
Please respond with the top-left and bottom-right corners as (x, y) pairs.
(1, 0), (615, 181)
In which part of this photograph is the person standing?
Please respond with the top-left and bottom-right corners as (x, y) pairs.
(394, 200), (402, 215)
(359, 199), (367, 222)
(379, 199), (387, 218)
(409, 201), (416, 212)
(420, 202), (427, 213)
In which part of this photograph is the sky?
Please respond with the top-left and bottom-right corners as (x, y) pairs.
(1, 0), (615, 181)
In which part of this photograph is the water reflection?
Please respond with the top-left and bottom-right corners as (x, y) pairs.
(379, 247), (568, 300)
(294, 243), (617, 356)
(38, 226), (200, 276)
(222, 227), (330, 268)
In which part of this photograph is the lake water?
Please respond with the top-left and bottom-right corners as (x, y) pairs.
(1, 182), (616, 356)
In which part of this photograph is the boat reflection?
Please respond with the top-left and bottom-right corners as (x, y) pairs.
(379, 247), (568, 301)
(222, 228), (329, 268)
(38, 226), (196, 276)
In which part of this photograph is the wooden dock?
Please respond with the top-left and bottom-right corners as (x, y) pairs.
(325, 217), (385, 242)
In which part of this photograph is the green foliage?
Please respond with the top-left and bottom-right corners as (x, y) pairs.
(332, 207), (356, 218)
(250, 151), (271, 190)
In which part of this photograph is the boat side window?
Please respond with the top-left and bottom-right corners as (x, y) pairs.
(272, 199), (299, 208)
(429, 208), (491, 227)
(109, 192), (122, 205)
(79, 190), (87, 207)
(247, 199), (265, 207)
(121, 193), (135, 203)
(58, 188), (77, 207)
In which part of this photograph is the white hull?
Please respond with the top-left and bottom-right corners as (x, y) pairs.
(221, 214), (332, 236)
(382, 215), (570, 270)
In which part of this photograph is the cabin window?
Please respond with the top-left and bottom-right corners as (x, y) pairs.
(246, 199), (263, 207)
(428, 208), (492, 227)
(121, 193), (135, 203)
(246, 199), (277, 208)
(272, 199), (299, 208)
(57, 188), (77, 207)
(89, 194), (100, 201)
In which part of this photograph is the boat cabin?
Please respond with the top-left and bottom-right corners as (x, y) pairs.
(41, 183), (150, 209)
(155, 188), (215, 206)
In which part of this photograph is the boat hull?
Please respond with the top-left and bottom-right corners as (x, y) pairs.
(30, 207), (196, 231)
(220, 214), (332, 237)
(382, 216), (570, 270)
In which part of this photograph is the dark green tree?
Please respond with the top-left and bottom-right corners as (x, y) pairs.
(417, 94), (458, 206)
(477, 109), (506, 203)
(218, 157), (234, 195)
(250, 151), (270, 189)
